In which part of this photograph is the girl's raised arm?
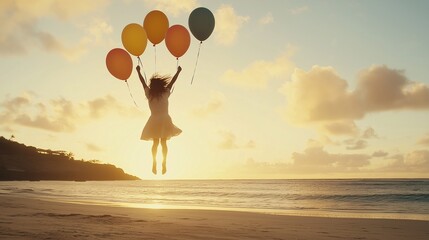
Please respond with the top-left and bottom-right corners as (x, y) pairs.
(136, 65), (149, 89)
(167, 66), (182, 90)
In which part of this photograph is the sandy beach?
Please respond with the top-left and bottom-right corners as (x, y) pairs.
(0, 195), (427, 240)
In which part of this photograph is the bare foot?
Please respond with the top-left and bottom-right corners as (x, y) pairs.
(152, 162), (157, 175)
(162, 162), (167, 175)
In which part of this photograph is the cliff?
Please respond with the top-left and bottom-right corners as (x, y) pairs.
(0, 137), (140, 181)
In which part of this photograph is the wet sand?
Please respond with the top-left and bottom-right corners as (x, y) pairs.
(1, 195), (428, 240)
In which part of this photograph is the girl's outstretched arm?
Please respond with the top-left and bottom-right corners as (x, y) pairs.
(167, 66), (182, 90)
(136, 65), (149, 89)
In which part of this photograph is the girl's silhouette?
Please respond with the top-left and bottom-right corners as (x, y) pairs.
(136, 65), (182, 175)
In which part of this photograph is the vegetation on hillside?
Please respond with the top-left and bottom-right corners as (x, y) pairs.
(0, 136), (139, 181)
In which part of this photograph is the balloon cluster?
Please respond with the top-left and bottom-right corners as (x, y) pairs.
(106, 8), (215, 82)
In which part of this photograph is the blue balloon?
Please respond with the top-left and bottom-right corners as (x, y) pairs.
(188, 7), (215, 42)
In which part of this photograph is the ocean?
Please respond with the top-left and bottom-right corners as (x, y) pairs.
(1, 179), (428, 220)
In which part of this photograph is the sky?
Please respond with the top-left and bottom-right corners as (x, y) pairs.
(1, 0), (429, 179)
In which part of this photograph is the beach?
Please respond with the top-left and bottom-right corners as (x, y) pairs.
(1, 195), (428, 240)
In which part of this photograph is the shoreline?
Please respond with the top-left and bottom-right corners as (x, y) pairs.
(47, 197), (429, 221)
(1, 195), (428, 240)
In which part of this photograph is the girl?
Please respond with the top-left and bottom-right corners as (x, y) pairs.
(136, 65), (182, 175)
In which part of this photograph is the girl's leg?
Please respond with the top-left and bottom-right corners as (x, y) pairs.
(152, 138), (160, 174)
(160, 138), (168, 174)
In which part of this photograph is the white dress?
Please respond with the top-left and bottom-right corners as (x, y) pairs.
(140, 88), (182, 140)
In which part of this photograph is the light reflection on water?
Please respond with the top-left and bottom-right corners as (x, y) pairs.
(1, 179), (428, 220)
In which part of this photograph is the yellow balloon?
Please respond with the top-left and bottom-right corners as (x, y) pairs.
(143, 10), (169, 45)
(121, 23), (147, 56)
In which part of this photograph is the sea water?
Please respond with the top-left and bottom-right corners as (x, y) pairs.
(1, 179), (428, 220)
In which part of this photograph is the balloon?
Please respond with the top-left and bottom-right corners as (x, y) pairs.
(188, 7), (215, 42)
(121, 23), (147, 56)
(106, 48), (133, 81)
(165, 25), (191, 58)
(143, 10), (169, 45)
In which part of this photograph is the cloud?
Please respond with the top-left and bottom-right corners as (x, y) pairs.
(79, 18), (113, 44)
(404, 150), (429, 166)
(321, 126), (378, 150)
(222, 145), (373, 177)
(258, 12), (273, 25)
(221, 49), (295, 88)
(357, 66), (429, 111)
(191, 92), (225, 118)
(217, 130), (255, 150)
(282, 66), (362, 123)
(214, 4), (249, 46)
(218, 131), (238, 149)
(0, 0), (110, 60)
(86, 95), (138, 118)
(344, 139), (368, 150)
(84, 19), (113, 44)
(55, 18), (113, 61)
(0, 95), (31, 112)
(227, 148), (429, 178)
(383, 150), (429, 172)
(0, 126), (14, 133)
(417, 134), (429, 146)
(317, 123), (375, 150)
(361, 127), (378, 139)
(0, 93), (69, 132)
(289, 6), (309, 15)
(282, 65), (429, 135)
(306, 136), (338, 148)
(143, 0), (197, 16)
(0, 93), (139, 132)
(318, 121), (359, 136)
(372, 150), (388, 158)
(292, 146), (371, 171)
(4, 96), (77, 132)
(86, 143), (103, 152)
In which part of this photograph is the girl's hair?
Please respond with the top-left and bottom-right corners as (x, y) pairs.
(148, 74), (171, 101)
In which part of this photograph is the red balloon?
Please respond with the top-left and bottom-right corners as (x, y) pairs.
(106, 48), (133, 81)
(165, 25), (191, 58)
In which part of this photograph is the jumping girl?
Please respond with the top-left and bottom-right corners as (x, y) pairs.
(136, 65), (182, 175)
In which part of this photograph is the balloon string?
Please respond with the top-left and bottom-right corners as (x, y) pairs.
(126, 80), (139, 109)
(154, 44), (157, 73)
(171, 58), (179, 94)
(137, 56), (147, 83)
(191, 41), (202, 85)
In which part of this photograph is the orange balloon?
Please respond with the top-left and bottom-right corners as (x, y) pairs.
(143, 10), (169, 45)
(165, 25), (191, 58)
(106, 48), (133, 81)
